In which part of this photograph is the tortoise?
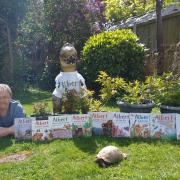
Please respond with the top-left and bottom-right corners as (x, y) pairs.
(95, 146), (128, 167)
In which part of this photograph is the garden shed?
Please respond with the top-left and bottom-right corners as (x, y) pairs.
(118, 4), (180, 50)
(107, 5), (180, 75)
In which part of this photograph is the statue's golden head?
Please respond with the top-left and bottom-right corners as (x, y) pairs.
(60, 43), (78, 72)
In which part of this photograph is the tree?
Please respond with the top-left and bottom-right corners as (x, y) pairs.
(0, 0), (28, 86)
(156, 0), (164, 75)
(38, 0), (105, 90)
(16, 0), (47, 86)
(103, 0), (178, 22)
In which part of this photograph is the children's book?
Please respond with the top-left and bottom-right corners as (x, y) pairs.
(49, 115), (73, 139)
(151, 114), (176, 140)
(112, 113), (130, 137)
(15, 118), (33, 140)
(72, 114), (92, 137)
(32, 117), (52, 141)
(130, 113), (151, 138)
(88, 112), (113, 136)
(176, 114), (180, 140)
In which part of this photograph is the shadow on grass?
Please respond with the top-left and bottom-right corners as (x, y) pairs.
(0, 136), (14, 151)
(14, 88), (51, 105)
(73, 136), (180, 154)
(1, 136), (179, 153)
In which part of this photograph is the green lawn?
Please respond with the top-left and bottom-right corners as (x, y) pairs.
(0, 88), (179, 179)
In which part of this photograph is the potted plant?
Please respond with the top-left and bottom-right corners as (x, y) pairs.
(96, 71), (154, 113)
(149, 73), (180, 113)
(62, 89), (82, 114)
(31, 101), (51, 118)
(116, 80), (154, 113)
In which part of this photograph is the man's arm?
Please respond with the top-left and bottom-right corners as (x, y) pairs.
(0, 125), (14, 137)
(0, 103), (25, 137)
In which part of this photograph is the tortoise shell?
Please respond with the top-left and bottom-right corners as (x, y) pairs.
(96, 146), (127, 167)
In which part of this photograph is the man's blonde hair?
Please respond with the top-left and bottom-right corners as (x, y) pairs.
(0, 84), (12, 97)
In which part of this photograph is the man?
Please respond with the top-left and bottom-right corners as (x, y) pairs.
(0, 84), (24, 137)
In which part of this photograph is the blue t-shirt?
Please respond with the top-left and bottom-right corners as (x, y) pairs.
(0, 100), (25, 127)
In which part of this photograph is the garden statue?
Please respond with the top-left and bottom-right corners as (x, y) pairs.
(52, 43), (87, 114)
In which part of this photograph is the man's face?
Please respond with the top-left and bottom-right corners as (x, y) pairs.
(0, 90), (11, 117)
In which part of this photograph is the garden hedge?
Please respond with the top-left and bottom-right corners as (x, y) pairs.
(80, 29), (146, 90)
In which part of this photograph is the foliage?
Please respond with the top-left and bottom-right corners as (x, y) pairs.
(0, 0), (28, 90)
(97, 71), (180, 106)
(103, 0), (179, 22)
(36, 0), (106, 90)
(62, 89), (83, 113)
(104, 0), (155, 22)
(16, 0), (48, 87)
(145, 73), (180, 106)
(32, 101), (51, 116)
(81, 29), (145, 90)
(44, 0), (104, 57)
(81, 89), (103, 112)
(96, 71), (152, 105)
(62, 88), (103, 113)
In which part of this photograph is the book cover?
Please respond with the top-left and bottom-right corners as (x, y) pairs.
(15, 118), (33, 140)
(32, 117), (53, 141)
(112, 113), (130, 137)
(151, 114), (176, 140)
(49, 115), (73, 139)
(176, 114), (180, 140)
(130, 113), (151, 138)
(89, 112), (113, 136)
(72, 114), (92, 137)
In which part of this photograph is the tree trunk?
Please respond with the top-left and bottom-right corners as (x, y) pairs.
(156, 0), (164, 75)
(0, 17), (14, 81)
(6, 25), (14, 81)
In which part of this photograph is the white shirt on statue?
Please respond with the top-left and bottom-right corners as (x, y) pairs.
(52, 71), (86, 98)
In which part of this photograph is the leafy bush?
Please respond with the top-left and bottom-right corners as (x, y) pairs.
(62, 88), (103, 113)
(33, 102), (51, 116)
(104, 0), (155, 22)
(146, 73), (180, 106)
(96, 71), (152, 105)
(97, 71), (180, 106)
(80, 29), (145, 90)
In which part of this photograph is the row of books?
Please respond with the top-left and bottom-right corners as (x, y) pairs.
(14, 112), (180, 141)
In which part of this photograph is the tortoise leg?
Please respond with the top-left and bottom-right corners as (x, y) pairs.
(96, 158), (107, 168)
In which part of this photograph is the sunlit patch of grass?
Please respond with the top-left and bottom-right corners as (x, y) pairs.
(0, 88), (179, 179)
(0, 137), (179, 179)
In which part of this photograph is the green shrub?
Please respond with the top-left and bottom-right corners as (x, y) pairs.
(33, 102), (51, 116)
(80, 29), (145, 90)
(146, 73), (180, 106)
(96, 71), (180, 107)
(96, 71), (153, 105)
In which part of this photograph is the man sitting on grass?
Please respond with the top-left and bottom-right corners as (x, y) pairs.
(0, 84), (24, 137)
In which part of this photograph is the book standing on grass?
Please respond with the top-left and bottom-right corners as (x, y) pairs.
(130, 113), (151, 138)
(89, 112), (113, 136)
(15, 118), (33, 140)
(112, 112), (130, 137)
(32, 116), (53, 141)
(150, 114), (176, 140)
(72, 114), (92, 137)
(49, 115), (73, 139)
(176, 114), (180, 140)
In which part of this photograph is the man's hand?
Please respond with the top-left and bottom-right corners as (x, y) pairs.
(0, 125), (15, 137)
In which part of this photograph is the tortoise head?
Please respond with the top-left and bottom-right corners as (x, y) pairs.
(95, 158), (110, 168)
